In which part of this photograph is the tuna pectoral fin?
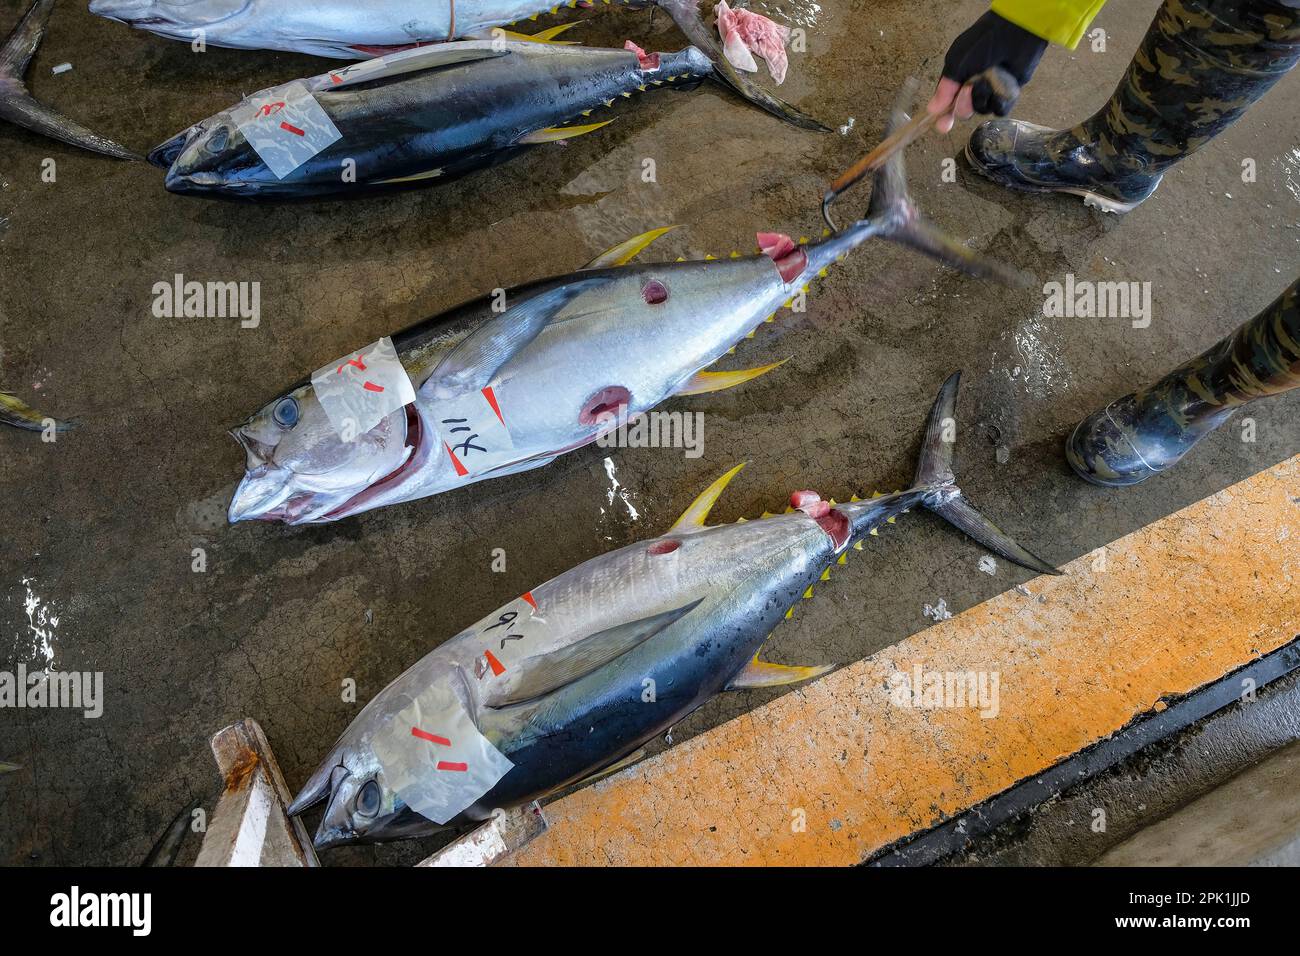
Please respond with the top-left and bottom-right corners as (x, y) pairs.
(486, 599), (704, 708)
(669, 462), (746, 531)
(571, 748), (647, 788)
(322, 47), (508, 91)
(0, 0), (139, 160)
(420, 275), (614, 399)
(727, 656), (833, 690)
(490, 22), (583, 44)
(912, 372), (1061, 576)
(655, 0), (830, 132)
(675, 359), (788, 396)
(517, 119), (614, 145)
(583, 225), (679, 269)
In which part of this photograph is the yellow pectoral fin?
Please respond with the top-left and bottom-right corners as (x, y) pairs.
(669, 462), (746, 531)
(727, 657), (834, 690)
(584, 225), (678, 269)
(675, 358), (789, 396)
(518, 119), (615, 145)
(372, 167), (444, 185)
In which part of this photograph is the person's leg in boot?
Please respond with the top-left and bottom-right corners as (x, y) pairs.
(967, 0), (1300, 212)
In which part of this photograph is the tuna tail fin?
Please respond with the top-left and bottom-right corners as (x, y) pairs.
(0, 0), (139, 160)
(913, 372), (1061, 576)
(654, 0), (830, 132)
(840, 81), (1031, 287)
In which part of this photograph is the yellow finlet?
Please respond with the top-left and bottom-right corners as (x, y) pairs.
(727, 656), (834, 690)
(853, 540), (863, 550)
(869, 528), (879, 536)
(802, 586), (814, 599)
(518, 119), (614, 144)
(819, 568), (831, 581)
(669, 463), (746, 532)
(784, 607), (794, 619)
(584, 225), (678, 269)
(837, 553), (848, 565)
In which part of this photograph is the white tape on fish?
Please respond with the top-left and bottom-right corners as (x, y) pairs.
(434, 386), (516, 478)
(311, 336), (417, 439)
(372, 686), (514, 826)
(232, 81), (342, 179)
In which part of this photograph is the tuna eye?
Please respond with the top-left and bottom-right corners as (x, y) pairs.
(355, 780), (381, 818)
(272, 398), (299, 428)
(205, 126), (230, 153)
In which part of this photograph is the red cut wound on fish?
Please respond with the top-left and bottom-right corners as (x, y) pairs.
(647, 539), (680, 556)
(758, 232), (807, 283)
(580, 385), (631, 426)
(625, 40), (660, 71)
(642, 279), (668, 304)
(790, 490), (828, 518)
(791, 490), (851, 549)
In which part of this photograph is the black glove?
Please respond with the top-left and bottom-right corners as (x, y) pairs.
(941, 11), (1048, 115)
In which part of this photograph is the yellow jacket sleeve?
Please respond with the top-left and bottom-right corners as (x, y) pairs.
(989, 0), (1108, 48)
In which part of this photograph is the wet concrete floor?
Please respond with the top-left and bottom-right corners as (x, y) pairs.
(1, 0), (1297, 865)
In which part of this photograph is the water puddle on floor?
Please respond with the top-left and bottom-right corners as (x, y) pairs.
(990, 312), (1072, 402)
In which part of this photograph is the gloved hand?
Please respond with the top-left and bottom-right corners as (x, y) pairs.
(927, 11), (1049, 132)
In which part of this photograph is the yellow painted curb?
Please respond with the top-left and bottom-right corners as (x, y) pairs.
(508, 457), (1300, 866)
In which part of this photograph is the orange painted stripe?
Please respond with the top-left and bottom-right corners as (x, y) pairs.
(507, 457), (1300, 866)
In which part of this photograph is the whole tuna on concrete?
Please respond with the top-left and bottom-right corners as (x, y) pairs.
(228, 99), (1027, 524)
(149, 39), (812, 200)
(97, 0), (826, 131)
(286, 371), (1060, 849)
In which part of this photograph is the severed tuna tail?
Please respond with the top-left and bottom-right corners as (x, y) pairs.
(0, 0), (139, 159)
(655, 0), (830, 132)
(912, 372), (1059, 575)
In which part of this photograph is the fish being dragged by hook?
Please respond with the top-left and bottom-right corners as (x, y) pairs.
(91, 0), (816, 128)
(227, 98), (1030, 525)
(1, 0), (139, 158)
(286, 370), (1061, 849)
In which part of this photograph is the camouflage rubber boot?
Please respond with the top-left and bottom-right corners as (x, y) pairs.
(966, 0), (1300, 213)
(1067, 277), (1300, 486)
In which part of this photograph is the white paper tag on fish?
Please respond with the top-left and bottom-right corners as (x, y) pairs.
(373, 686), (514, 825)
(311, 336), (416, 439)
(233, 81), (341, 179)
(434, 386), (516, 478)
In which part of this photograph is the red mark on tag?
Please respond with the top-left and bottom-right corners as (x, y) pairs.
(280, 121), (306, 137)
(482, 386), (505, 426)
(437, 761), (468, 772)
(483, 650), (505, 676)
(411, 727), (451, 746)
(444, 442), (468, 476)
(521, 591), (537, 611)
(337, 357), (367, 373)
(363, 381), (385, 392)
(256, 101), (286, 117)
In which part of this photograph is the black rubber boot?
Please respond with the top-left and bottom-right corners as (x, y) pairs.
(1067, 277), (1300, 486)
(967, 0), (1300, 212)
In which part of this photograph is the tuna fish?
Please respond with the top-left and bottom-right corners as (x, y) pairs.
(228, 98), (1028, 524)
(149, 38), (818, 201)
(99, 0), (824, 132)
(0, 0), (138, 159)
(286, 370), (1060, 849)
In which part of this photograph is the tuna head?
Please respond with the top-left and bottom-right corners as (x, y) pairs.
(149, 114), (270, 196)
(288, 746), (433, 849)
(228, 384), (421, 525)
(90, 0), (251, 37)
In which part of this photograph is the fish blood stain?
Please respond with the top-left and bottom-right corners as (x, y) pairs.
(647, 539), (680, 555)
(642, 280), (668, 304)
